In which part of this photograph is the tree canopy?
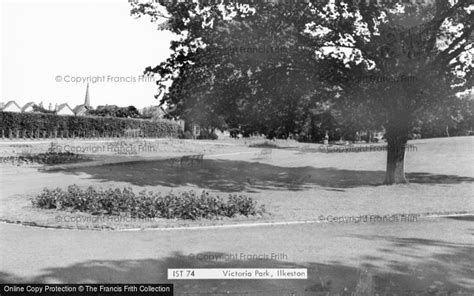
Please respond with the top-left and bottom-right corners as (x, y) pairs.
(89, 105), (141, 118)
(131, 0), (473, 183)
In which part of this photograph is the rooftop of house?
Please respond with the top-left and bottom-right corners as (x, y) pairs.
(1, 100), (22, 110)
(21, 102), (35, 112)
(56, 103), (73, 111)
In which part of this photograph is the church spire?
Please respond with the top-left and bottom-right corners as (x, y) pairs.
(84, 83), (90, 108)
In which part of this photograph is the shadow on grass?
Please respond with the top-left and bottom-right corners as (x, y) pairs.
(1, 237), (472, 295)
(447, 215), (474, 222)
(44, 159), (474, 192)
(347, 235), (474, 294)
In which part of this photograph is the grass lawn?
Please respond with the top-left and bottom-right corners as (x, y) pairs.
(0, 136), (472, 229)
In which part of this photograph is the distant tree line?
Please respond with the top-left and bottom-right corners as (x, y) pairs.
(31, 103), (169, 121)
(88, 105), (141, 118)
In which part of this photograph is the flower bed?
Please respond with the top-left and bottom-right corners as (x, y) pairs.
(0, 152), (92, 166)
(32, 185), (266, 220)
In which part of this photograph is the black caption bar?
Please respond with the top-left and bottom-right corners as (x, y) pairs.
(0, 284), (173, 296)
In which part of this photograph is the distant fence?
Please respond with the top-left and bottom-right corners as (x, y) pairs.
(318, 144), (417, 153)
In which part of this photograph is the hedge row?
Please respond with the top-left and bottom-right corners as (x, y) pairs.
(0, 111), (180, 138)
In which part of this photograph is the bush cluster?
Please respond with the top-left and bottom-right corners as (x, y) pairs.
(32, 185), (265, 220)
(178, 130), (194, 139)
(0, 111), (180, 138)
(0, 152), (91, 166)
(248, 141), (278, 148)
(197, 129), (218, 140)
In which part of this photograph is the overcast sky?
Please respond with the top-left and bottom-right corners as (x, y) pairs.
(1, 0), (175, 109)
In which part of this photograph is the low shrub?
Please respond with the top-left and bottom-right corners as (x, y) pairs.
(197, 130), (218, 140)
(178, 130), (193, 139)
(0, 152), (91, 166)
(32, 185), (265, 220)
(248, 141), (278, 148)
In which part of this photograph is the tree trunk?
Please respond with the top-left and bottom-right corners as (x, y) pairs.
(384, 136), (408, 184)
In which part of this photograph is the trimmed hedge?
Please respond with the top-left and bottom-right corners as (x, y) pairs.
(32, 185), (266, 220)
(0, 111), (180, 138)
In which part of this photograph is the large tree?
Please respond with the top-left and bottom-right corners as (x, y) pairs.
(302, 0), (473, 183)
(131, 0), (473, 184)
(131, 2), (329, 136)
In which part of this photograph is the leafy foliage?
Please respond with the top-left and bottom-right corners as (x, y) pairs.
(141, 105), (166, 121)
(131, 2), (330, 137)
(32, 185), (265, 220)
(303, 1), (473, 136)
(0, 153), (90, 166)
(88, 105), (141, 118)
(178, 130), (193, 139)
(131, 1), (473, 183)
(248, 141), (278, 149)
(32, 103), (55, 114)
(197, 129), (218, 140)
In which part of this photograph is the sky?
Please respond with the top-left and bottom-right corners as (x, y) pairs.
(1, 0), (175, 109)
